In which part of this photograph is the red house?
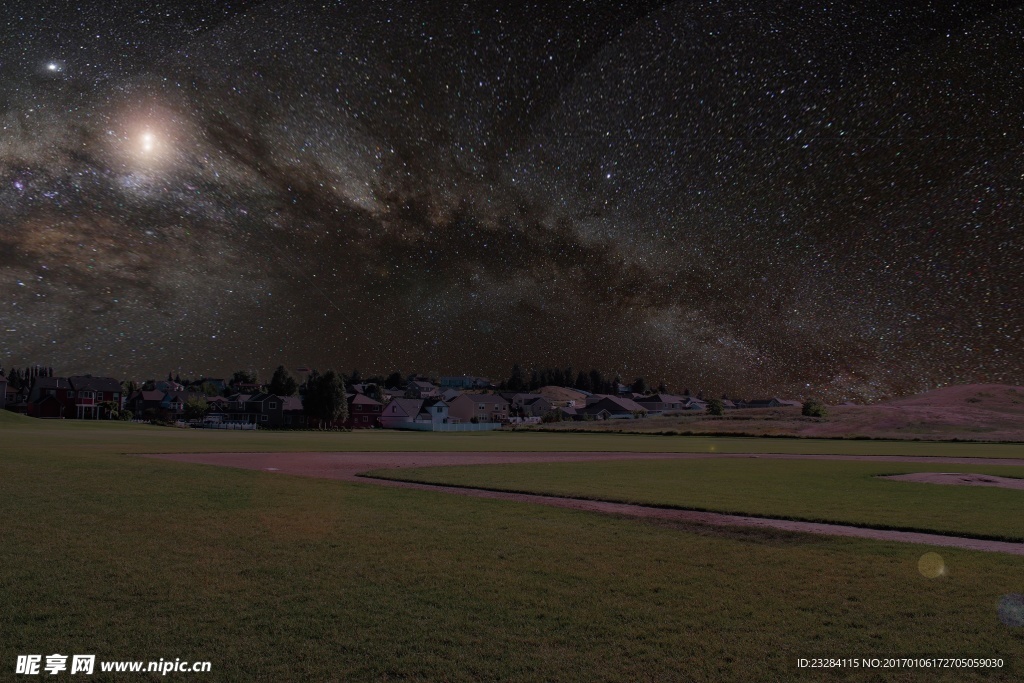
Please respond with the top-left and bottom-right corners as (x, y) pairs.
(27, 376), (122, 419)
(345, 393), (383, 428)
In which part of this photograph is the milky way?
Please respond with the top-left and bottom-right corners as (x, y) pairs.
(1, 1), (1022, 399)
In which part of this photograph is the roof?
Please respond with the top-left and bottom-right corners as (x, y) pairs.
(349, 393), (383, 406)
(409, 380), (436, 390)
(385, 398), (424, 417)
(68, 376), (121, 392)
(32, 377), (71, 391)
(635, 394), (685, 404)
(422, 398), (449, 408)
(458, 393), (509, 407)
(281, 396), (304, 411)
(585, 396), (648, 413)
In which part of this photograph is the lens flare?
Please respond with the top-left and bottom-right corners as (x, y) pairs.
(917, 552), (945, 579)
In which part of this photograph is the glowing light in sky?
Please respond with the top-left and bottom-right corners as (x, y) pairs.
(140, 131), (157, 154)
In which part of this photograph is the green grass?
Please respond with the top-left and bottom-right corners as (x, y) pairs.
(368, 458), (1024, 541)
(3, 416), (1024, 457)
(2, 420), (1024, 681)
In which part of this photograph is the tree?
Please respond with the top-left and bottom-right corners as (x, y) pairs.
(588, 369), (603, 394)
(706, 398), (724, 416)
(631, 377), (647, 395)
(365, 383), (385, 403)
(184, 396), (208, 421)
(802, 398), (828, 418)
(303, 370), (348, 429)
(269, 365), (298, 397)
(347, 369), (362, 386)
(385, 371), (404, 389)
(99, 401), (119, 419)
(231, 369), (258, 386)
(200, 381), (220, 396)
(657, 381), (668, 394)
(575, 371), (591, 392)
(507, 364), (526, 392)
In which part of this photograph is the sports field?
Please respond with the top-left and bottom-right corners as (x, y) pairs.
(369, 458), (1024, 541)
(2, 415), (1023, 681)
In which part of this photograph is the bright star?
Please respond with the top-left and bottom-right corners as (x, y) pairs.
(140, 132), (157, 154)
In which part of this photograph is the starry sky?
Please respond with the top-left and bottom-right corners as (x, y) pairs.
(1, 0), (1021, 400)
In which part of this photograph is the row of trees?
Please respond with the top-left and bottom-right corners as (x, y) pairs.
(501, 364), (672, 395)
(3, 365), (56, 391)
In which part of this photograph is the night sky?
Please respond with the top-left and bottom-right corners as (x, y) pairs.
(1, 1), (1021, 400)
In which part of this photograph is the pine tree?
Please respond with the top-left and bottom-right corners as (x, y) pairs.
(269, 365), (298, 397)
(575, 371), (590, 392)
(507, 364), (526, 392)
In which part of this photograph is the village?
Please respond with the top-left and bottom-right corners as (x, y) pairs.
(0, 366), (810, 431)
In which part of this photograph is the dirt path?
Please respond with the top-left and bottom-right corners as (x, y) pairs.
(140, 451), (1024, 556)
(881, 472), (1024, 490)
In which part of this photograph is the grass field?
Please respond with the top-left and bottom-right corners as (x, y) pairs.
(368, 458), (1024, 541)
(2, 418), (1024, 681)
(3, 411), (1024, 458)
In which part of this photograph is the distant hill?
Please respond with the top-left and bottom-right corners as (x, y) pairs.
(531, 384), (1024, 442)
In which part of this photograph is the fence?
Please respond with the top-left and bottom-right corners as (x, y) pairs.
(192, 421), (258, 430)
(391, 422), (502, 432)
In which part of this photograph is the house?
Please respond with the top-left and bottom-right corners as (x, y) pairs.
(154, 379), (185, 393)
(580, 395), (649, 420)
(682, 398), (707, 412)
(635, 394), (686, 414)
(67, 376), (122, 419)
(380, 398), (425, 429)
(447, 393), (510, 423)
(519, 396), (554, 418)
(439, 388), (462, 402)
(404, 380), (439, 399)
(27, 378), (71, 418)
(129, 390), (166, 418)
(346, 393), (383, 428)
(281, 396), (307, 427)
(414, 398), (452, 426)
(245, 393), (287, 426)
(28, 376), (122, 419)
(739, 398), (801, 409)
(0, 372), (7, 407)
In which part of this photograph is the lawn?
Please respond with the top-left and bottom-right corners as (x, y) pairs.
(2, 420), (1023, 681)
(3, 412), (1024, 458)
(367, 458), (1024, 541)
